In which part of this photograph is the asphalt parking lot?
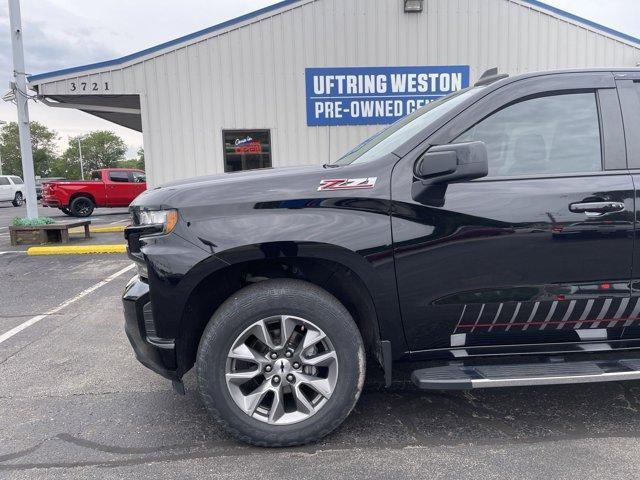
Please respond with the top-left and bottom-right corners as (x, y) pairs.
(3, 205), (640, 478)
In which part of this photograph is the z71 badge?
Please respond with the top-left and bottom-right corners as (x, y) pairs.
(317, 178), (377, 191)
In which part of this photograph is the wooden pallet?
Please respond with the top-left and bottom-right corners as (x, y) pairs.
(9, 220), (91, 246)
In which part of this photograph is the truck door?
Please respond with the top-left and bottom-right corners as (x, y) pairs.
(616, 74), (640, 340)
(392, 72), (634, 353)
(105, 170), (137, 207)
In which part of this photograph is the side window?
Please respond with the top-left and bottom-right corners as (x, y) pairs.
(109, 171), (130, 183)
(131, 172), (146, 183)
(455, 92), (602, 176)
(90, 171), (102, 181)
(0, 177), (9, 186)
(10, 176), (23, 185)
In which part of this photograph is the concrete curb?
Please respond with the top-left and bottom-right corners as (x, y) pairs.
(27, 245), (127, 255)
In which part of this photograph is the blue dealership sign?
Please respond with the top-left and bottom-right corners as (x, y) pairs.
(306, 65), (470, 126)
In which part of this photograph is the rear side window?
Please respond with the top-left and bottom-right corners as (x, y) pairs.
(10, 176), (23, 184)
(90, 171), (101, 180)
(109, 171), (130, 183)
(0, 177), (9, 186)
(455, 92), (602, 176)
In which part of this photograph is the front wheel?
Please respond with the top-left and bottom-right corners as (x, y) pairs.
(12, 192), (24, 207)
(196, 278), (366, 447)
(60, 207), (73, 216)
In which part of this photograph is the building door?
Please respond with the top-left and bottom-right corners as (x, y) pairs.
(391, 72), (634, 353)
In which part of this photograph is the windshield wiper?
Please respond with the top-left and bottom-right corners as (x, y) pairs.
(322, 163), (340, 168)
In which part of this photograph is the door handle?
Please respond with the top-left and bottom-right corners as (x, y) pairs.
(569, 201), (625, 216)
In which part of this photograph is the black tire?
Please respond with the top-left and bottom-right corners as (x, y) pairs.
(60, 207), (73, 216)
(12, 192), (24, 207)
(197, 278), (366, 447)
(69, 196), (95, 217)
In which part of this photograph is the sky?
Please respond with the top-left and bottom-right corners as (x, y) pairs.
(0, 0), (638, 157)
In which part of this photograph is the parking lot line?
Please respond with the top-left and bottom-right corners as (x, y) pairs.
(0, 263), (135, 345)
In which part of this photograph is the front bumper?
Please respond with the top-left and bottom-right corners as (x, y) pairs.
(122, 275), (178, 380)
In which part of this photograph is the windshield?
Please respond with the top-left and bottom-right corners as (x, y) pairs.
(333, 87), (482, 166)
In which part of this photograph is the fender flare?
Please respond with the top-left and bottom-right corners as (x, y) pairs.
(170, 241), (405, 376)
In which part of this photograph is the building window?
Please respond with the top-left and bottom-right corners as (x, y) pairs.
(223, 130), (272, 172)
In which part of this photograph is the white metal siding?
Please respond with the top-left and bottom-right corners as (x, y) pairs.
(33, 0), (640, 186)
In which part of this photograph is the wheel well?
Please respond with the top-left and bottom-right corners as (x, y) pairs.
(69, 193), (95, 205)
(176, 258), (382, 377)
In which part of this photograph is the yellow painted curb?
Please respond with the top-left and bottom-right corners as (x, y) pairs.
(68, 225), (126, 234)
(27, 244), (127, 256)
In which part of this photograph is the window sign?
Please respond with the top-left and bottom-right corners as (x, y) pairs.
(223, 130), (272, 172)
(306, 66), (470, 126)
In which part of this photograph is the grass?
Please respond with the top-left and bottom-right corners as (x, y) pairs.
(12, 217), (56, 227)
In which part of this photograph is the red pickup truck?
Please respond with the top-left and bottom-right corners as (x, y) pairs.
(42, 168), (147, 217)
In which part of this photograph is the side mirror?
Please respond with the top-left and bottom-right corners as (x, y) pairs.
(414, 141), (489, 183)
(412, 141), (489, 205)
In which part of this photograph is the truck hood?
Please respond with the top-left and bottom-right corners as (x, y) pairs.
(131, 164), (340, 209)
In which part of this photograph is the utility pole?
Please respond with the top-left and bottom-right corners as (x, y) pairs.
(8, 0), (38, 218)
(0, 120), (5, 175)
(78, 137), (84, 180)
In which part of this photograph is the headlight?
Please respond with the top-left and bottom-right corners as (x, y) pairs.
(137, 209), (179, 234)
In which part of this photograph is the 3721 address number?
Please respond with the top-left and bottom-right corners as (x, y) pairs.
(69, 81), (110, 92)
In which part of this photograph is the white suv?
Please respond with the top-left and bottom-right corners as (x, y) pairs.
(0, 175), (25, 207)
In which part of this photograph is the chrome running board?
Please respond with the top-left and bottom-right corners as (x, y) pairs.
(411, 358), (640, 390)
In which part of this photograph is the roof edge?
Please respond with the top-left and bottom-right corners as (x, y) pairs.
(520, 0), (640, 46)
(28, 0), (640, 84)
(28, 0), (304, 83)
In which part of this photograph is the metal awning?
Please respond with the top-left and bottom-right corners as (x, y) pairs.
(36, 94), (142, 132)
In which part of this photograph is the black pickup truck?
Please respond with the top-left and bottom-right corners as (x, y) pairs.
(123, 68), (640, 447)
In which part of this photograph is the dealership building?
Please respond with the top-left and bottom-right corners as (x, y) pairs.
(28, 0), (640, 186)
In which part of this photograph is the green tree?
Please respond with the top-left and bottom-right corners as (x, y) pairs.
(0, 121), (58, 177)
(60, 131), (127, 179)
(116, 147), (145, 170)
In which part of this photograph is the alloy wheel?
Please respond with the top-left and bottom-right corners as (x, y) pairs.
(225, 315), (339, 425)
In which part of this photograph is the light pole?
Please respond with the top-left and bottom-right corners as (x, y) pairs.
(77, 135), (87, 180)
(0, 120), (5, 175)
(8, 0), (38, 218)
